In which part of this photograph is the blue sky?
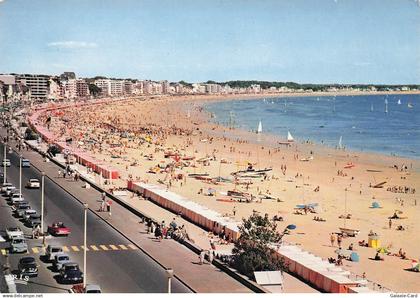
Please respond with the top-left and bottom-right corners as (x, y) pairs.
(0, 0), (419, 84)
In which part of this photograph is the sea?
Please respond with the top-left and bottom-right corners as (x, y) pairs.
(204, 94), (420, 159)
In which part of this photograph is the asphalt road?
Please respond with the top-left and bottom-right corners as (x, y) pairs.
(0, 142), (191, 293)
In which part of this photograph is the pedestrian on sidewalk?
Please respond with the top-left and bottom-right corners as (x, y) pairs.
(199, 250), (205, 265)
(106, 200), (112, 217)
(99, 200), (105, 212)
(58, 169), (61, 178)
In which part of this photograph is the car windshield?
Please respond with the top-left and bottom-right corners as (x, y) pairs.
(21, 258), (35, 264)
(13, 239), (24, 244)
(52, 248), (62, 253)
(58, 256), (69, 261)
(66, 265), (79, 271)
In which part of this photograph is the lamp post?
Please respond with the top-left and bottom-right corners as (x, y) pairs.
(83, 203), (88, 288)
(41, 172), (45, 246)
(165, 268), (174, 294)
(3, 143), (6, 184)
(19, 155), (22, 198)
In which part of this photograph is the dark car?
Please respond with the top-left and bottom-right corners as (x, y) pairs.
(26, 214), (42, 227)
(14, 203), (31, 217)
(18, 257), (38, 277)
(60, 263), (83, 283)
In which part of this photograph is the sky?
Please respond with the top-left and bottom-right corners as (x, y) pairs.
(0, 0), (419, 84)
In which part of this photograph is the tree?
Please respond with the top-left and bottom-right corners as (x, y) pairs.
(88, 84), (101, 97)
(232, 213), (285, 279)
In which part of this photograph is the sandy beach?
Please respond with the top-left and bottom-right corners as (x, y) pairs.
(38, 93), (420, 292)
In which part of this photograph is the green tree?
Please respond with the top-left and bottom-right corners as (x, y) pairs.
(232, 213), (285, 279)
(88, 84), (101, 96)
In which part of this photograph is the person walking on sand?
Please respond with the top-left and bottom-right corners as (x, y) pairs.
(233, 206), (237, 217)
(330, 233), (336, 247)
(389, 219), (392, 229)
(337, 234), (343, 249)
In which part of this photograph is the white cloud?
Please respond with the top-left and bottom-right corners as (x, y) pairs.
(47, 41), (98, 49)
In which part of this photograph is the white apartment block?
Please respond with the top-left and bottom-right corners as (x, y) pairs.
(15, 74), (50, 100)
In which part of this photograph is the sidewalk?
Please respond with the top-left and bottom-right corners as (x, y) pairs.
(8, 139), (252, 293)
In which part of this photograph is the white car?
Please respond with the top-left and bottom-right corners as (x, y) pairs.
(2, 159), (11, 167)
(22, 209), (37, 220)
(45, 245), (63, 262)
(5, 187), (17, 196)
(6, 227), (24, 240)
(10, 194), (25, 204)
(1, 183), (13, 193)
(26, 179), (40, 189)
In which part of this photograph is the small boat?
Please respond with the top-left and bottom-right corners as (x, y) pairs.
(370, 103), (374, 112)
(397, 99), (401, 105)
(339, 227), (360, 237)
(338, 136), (343, 150)
(256, 121), (262, 134)
(408, 103), (413, 108)
(385, 98), (388, 113)
(287, 131), (294, 142)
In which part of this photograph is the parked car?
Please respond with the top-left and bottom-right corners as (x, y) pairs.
(60, 263), (83, 284)
(2, 159), (11, 167)
(18, 257), (38, 277)
(10, 194), (25, 205)
(14, 203), (31, 217)
(22, 209), (37, 220)
(45, 245), (63, 262)
(53, 253), (70, 271)
(71, 284), (102, 293)
(4, 186), (16, 196)
(26, 179), (40, 189)
(6, 227), (24, 240)
(1, 182), (13, 192)
(48, 222), (71, 236)
(26, 214), (41, 227)
(21, 159), (30, 168)
(10, 236), (28, 253)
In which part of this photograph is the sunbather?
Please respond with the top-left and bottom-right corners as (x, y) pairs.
(374, 252), (384, 261)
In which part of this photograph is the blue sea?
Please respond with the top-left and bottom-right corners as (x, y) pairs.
(204, 94), (420, 159)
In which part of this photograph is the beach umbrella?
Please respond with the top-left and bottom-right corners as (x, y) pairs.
(371, 202), (380, 208)
(286, 224), (297, 230)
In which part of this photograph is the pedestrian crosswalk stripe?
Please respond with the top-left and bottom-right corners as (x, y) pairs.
(118, 245), (128, 250)
(81, 246), (89, 251)
(71, 246), (80, 252)
(128, 244), (138, 250)
(62, 246), (70, 252)
(1, 249), (6, 255)
(90, 245), (99, 251)
(32, 247), (39, 254)
(109, 245), (118, 250)
(99, 245), (109, 251)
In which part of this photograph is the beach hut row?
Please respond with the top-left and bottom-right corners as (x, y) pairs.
(128, 181), (240, 241)
(27, 102), (123, 180)
(275, 245), (376, 293)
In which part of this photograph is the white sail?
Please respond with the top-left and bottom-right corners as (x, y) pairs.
(370, 103), (374, 112)
(408, 103), (413, 108)
(257, 121), (262, 134)
(397, 99), (401, 105)
(287, 131), (294, 142)
(338, 136), (343, 149)
(385, 99), (388, 113)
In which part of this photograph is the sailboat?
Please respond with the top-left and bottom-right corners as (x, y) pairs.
(370, 103), (374, 112)
(338, 136), (343, 150)
(384, 98), (388, 113)
(397, 99), (401, 105)
(287, 131), (294, 142)
(408, 102), (414, 108)
(256, 121), (262, 134)
(339, 189), (360, 236)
